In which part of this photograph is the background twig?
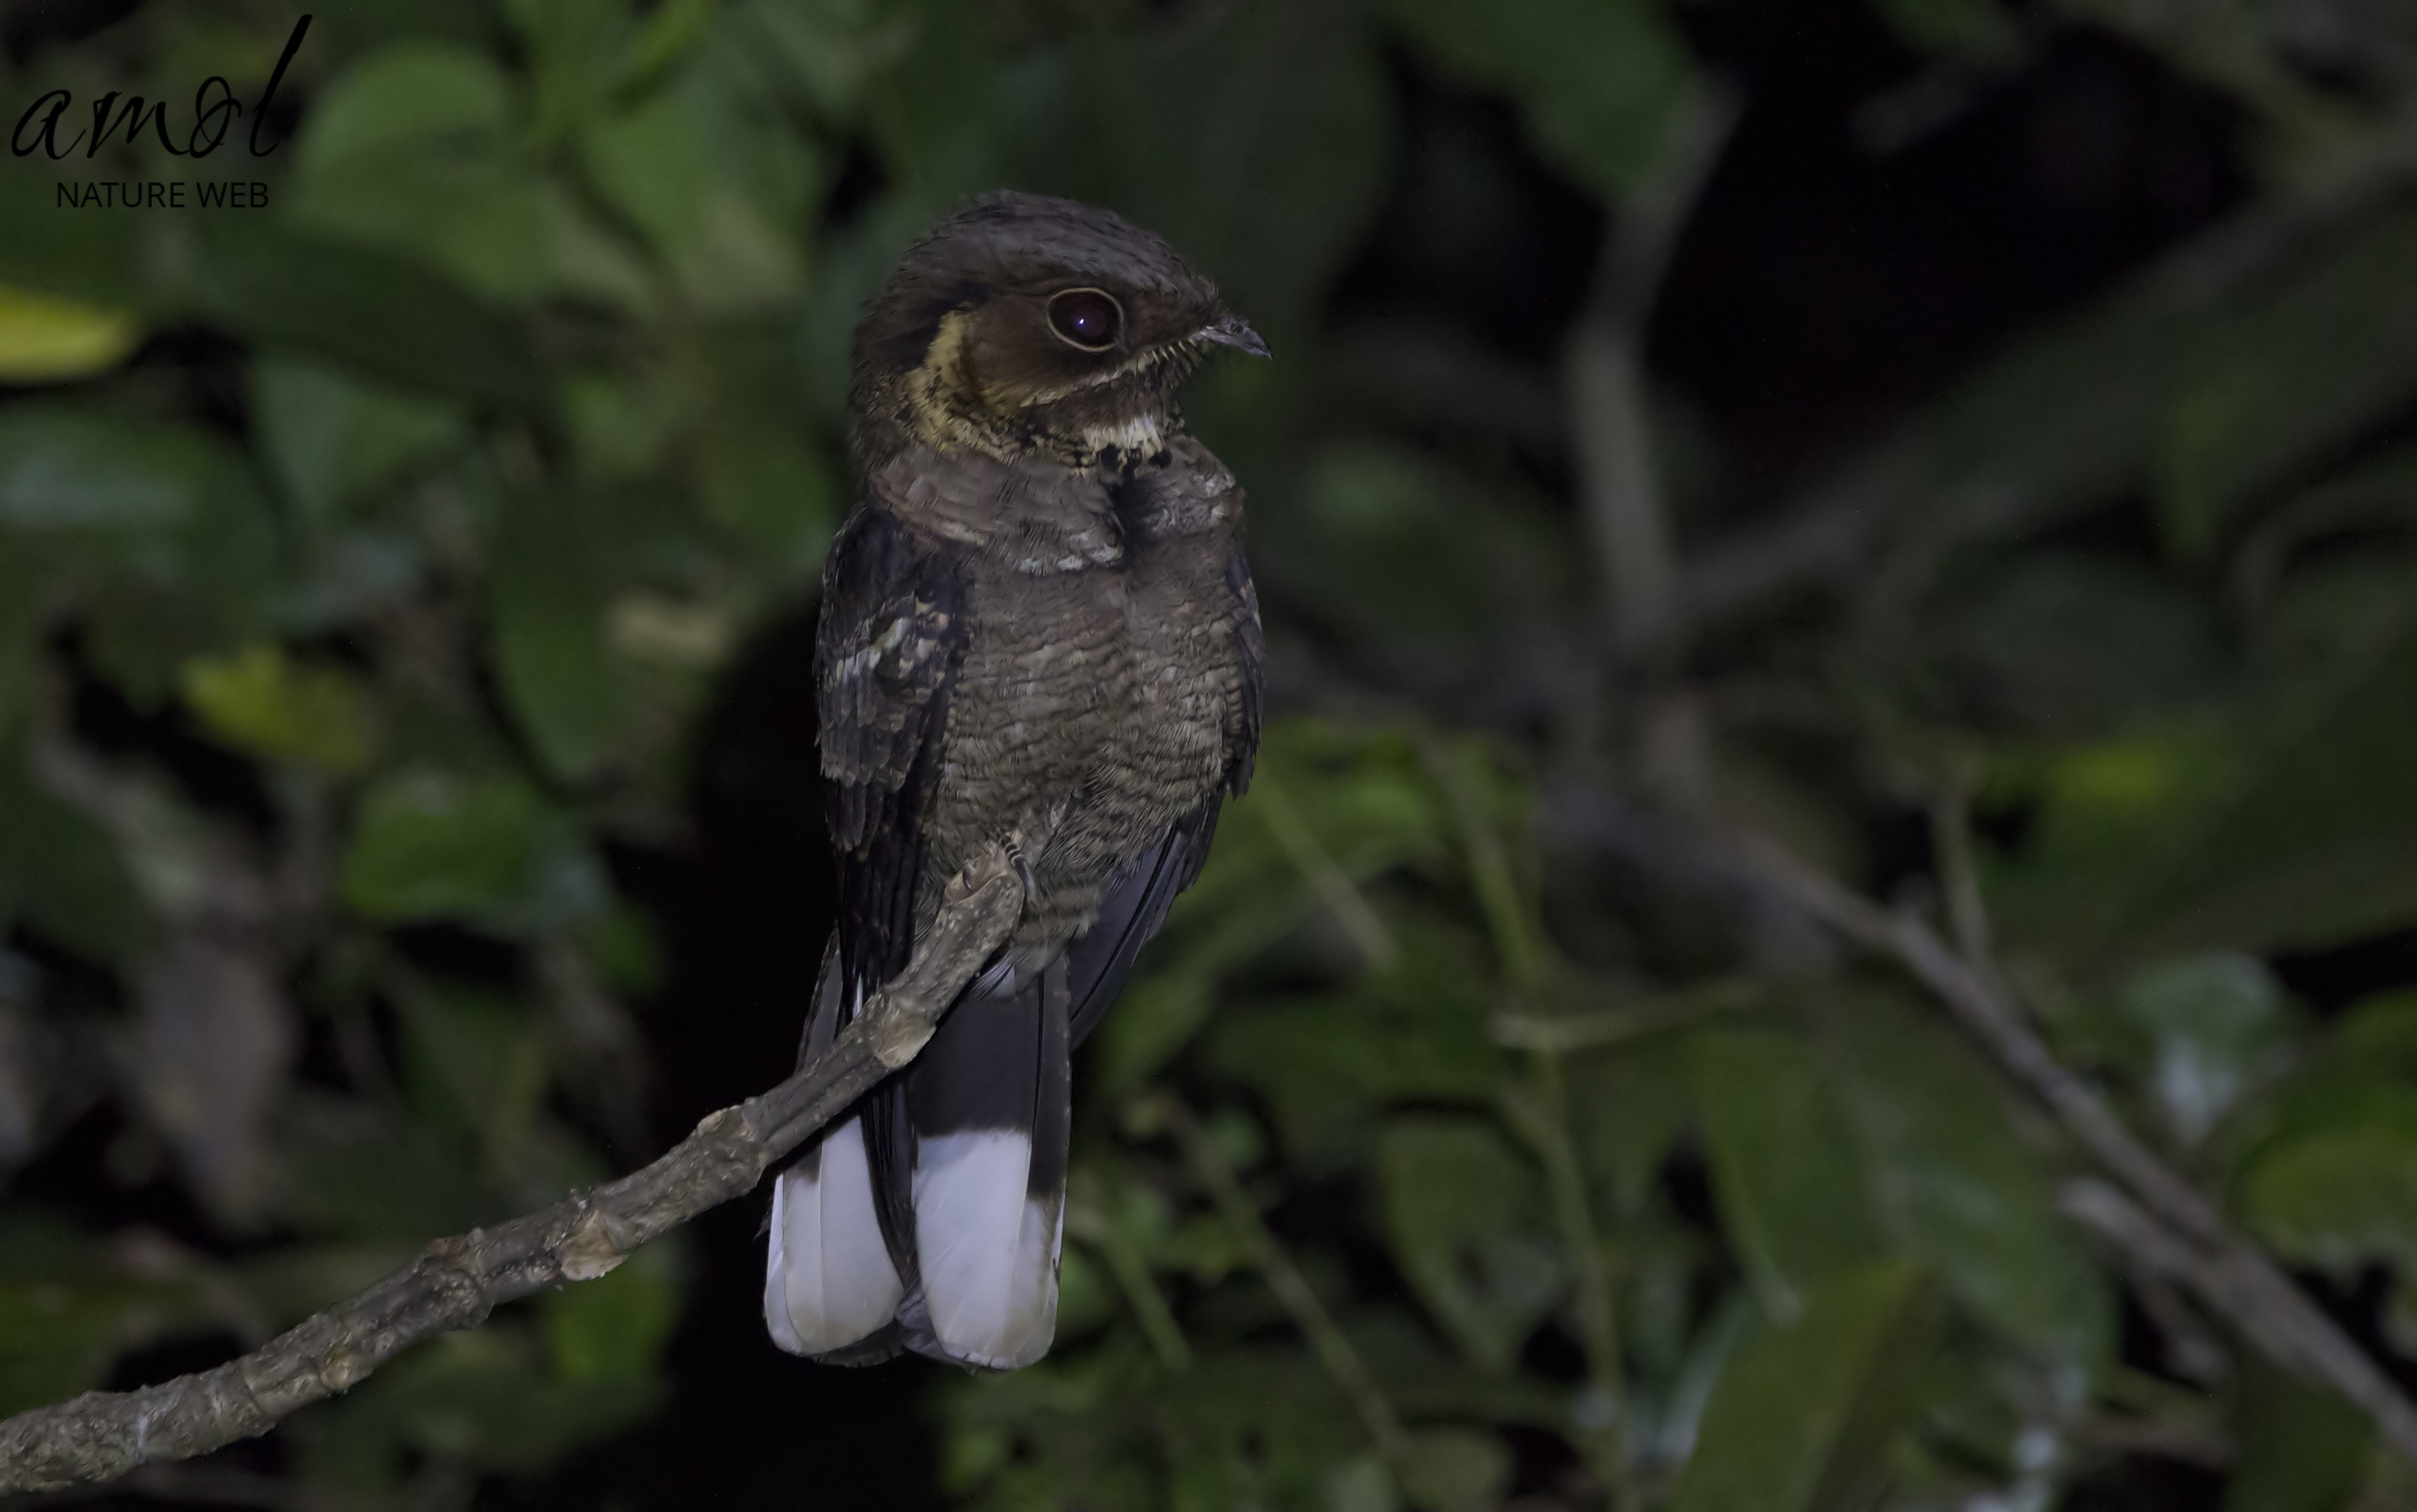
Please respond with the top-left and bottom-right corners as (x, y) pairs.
(1144, 1095), (1414, 1470)
(1546, 785), (2417, 1464)
(1567, 83), (1741, 668)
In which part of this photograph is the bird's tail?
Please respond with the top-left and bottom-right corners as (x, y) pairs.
(764, 946), (1070, 1370)
(763, 949), (907, 1358)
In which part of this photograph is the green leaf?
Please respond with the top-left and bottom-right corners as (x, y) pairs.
(0, 404), (256, 532)
(185, 222), (553, 413)
(251, 357), (466, 526)
(338, 769), (605, 934)
(0, 283), (142, 384)
(581, 64), (812, 311)
(1687, 1028), (1889, 1317)
(2334, 989), (2417, 1062)
(507, 0), (636, 149)
(180, 644), (381, 775)
(2224, 1358), (2373, 1512)
(489, 489), (644, 783)
(695, 410), (840, 570)
(0, 551), (38, 737)
(578, 901), (666, 996)
(2224, 989), (2417, 1184)
(2117, 953), (2290, 1146)
(1002, 0), (1393, 344)
(1866, 0), (2023, 62)
(1670, 1262), (1943, 1512)
(1376, 1116), (1566, 1373)
(1260, 441), (1583, 661)
(399, 986), (550, 1168)
(292, 42), (515, 173)
(0, 1220), (222, 1417)
(288, 43), (651, 309)
(2118, 612), (2417, 955)
(283, 1091), (507, 1242)
(1207, 937), (1505, 1165)
(2240, 1130), (2417, 1275)
(0, 755), (145, 964)
(1101, 719), (1451, 1093)
(1985, 720), (2240, 958)
(0, 404), (281, 693)
(1830, 993), (2111, 1371)
(1945, 551), (2220, 736)
(717, 0), (918, 120)
(614, 0), (719, 94)
(284, 37), (518, 259)
(1400, 1427), (1512, 1512)
(2160, 208), (2417, 560)
(1852, 294), (2202, 576)
(294, 1324), (664, 1484)
(672, 320), (839, 568)
(2237, 441), (2417, 598)
(316, 0), (494, 50)
(542, 1239), (684, 1383)
(1568, 1033), (1692, 1218)
(1101, 972), (1217, 1101)
(1381, 0), (1693, 200)
(1324, 1454), (1400, 1512)
(0, 164), (142, 310)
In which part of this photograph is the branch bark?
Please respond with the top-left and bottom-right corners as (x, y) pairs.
(1546, 785), (2417, 1464)
(2061, 1177), (2417, 1451)
(0, 846), (1027, 1495)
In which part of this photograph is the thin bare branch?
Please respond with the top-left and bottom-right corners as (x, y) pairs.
(1927, 785), (1996, 969)
(1736, 836), (2229, 1242)
(0, 847), (1027, 1495)
(1567, 83), (1741, 666)
(1760, 846), (2417, 1460)
(2062, 1179), (2417, 1460)
(2066, 1408), (2234, 1470)
(1502, 1062), (1630, 1505)
(1066, 1169), (1194, 1374)
(1493, 979), (1761, 1053)
(1253, 772), (1398, 972)
(1142, 1094), (1414, 1468)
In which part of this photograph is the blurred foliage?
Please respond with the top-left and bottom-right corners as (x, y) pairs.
(3, 0), (2417, 1510)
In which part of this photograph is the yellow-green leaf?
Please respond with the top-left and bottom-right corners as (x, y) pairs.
(0, 285), (141, 384)
(181, 644), (379, 775)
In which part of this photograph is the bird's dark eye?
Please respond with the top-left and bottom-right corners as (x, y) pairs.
(1046, 288), (1123, 352)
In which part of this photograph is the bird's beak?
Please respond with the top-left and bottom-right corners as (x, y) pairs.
(1197, 312), (1270, 358)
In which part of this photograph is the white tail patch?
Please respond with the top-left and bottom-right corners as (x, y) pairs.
(764, 1114), (905, 1355)
(912, 1130), (1065, 1368)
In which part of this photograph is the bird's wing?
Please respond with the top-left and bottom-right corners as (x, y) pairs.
(1066, 803), (1219, 1047)
(1225, 534), (1263, 798)
(816, 503), (968, 1000)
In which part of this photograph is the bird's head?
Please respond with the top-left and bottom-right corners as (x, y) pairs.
(851, 191), (1267, 469)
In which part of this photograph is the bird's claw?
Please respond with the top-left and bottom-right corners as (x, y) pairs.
(999, 802), (1067, 903)
(1002, 839), (1039, 900)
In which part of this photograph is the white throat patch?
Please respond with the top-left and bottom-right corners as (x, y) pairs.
(1081, 414), (1164, 456)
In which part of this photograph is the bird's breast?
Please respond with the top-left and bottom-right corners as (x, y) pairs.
(929, 496), (1245, 955)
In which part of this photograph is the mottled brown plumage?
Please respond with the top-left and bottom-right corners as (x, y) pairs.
(765, 191), (1264, 1370)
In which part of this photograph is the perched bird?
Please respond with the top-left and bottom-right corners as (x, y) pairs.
(764, 191), (1267, 1370)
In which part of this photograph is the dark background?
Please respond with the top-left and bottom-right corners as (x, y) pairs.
(4, 0), (2416, 1508)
